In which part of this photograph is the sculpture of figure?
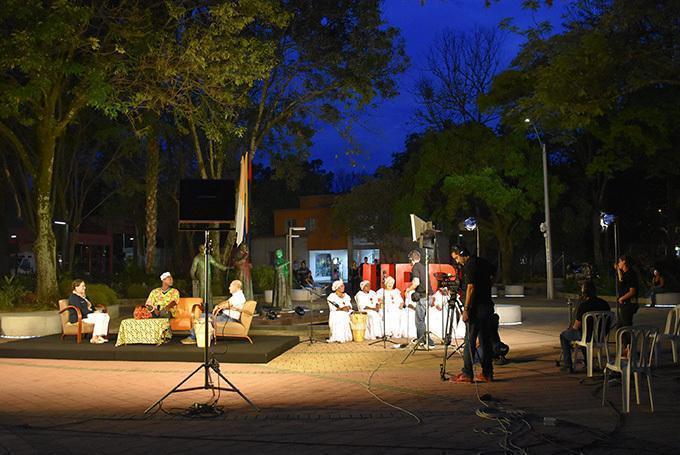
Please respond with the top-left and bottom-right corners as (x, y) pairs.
(190, 243), (227, 305)
(233, 244), (254, 300)
(272, 248), (291, 308)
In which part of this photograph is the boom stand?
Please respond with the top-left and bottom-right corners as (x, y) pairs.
(402, 246), (434, 363)
(369, 283), (400, 348)
(145, 230), (258, 414)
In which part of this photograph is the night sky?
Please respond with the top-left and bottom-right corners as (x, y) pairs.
(310, 0), (569, 175)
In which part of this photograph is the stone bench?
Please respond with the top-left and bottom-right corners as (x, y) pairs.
(656, 293), (680, 306)
(494, 304), (522, 325)
(0, 305), (119, 337)
(504, 285), (525, 297)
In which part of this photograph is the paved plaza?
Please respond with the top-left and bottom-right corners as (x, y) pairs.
(1, 299), (679, 454)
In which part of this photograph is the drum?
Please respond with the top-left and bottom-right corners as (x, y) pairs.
(350, 312), (368, 342)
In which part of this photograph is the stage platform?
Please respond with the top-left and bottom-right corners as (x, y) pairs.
(0, 334), (298, 364)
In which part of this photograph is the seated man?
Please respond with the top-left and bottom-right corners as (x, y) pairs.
(182, 280), (245, 344)
(559, 280), (610, 373)
(145, 272), (179, 318)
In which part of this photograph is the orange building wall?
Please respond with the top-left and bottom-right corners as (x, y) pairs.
(273, 206), (347, 250)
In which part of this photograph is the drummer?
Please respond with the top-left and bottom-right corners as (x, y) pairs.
(355, 280), (383, 340)
(327, 280), (353, 343)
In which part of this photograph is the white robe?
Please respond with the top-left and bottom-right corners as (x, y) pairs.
(428, 291), (447, 341)
(327, 292), (353, 343)
(377, 288), (404, 338)
(401, 290), (417, 340)
(355, 290), (383, 340)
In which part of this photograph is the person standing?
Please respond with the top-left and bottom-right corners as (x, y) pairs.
(450, 246), (497, 383)
(649, 268), (666, 307)
(348, 260), (360, 296)
(615, 255), (639, 327)
(406, 249), (434, 347)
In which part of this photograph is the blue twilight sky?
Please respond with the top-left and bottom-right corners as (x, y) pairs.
(309, 0), (570, 174)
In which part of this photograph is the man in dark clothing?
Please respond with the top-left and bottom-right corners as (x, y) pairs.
(559, 281), (611, 373)
(616, 255), (638, 327)
(450, 246), (497, 383)
(406, 249), (434, 346)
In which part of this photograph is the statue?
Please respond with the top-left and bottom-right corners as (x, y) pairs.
(233, 244), (254, 301)
(272, 248), (291, 309)
(190, 244), (227, 305)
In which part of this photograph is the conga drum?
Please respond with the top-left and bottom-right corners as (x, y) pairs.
(350, 312), (368, 342)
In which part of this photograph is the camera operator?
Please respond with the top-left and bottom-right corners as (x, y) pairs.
(406, 249), (434, 347)
(450, 246), (496, 383)
(558, 280), (610, 373)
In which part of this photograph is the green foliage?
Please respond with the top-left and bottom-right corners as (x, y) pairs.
(125, 283), (150, 299)
(0, 276), (26, 312)
(86, 284), (118, 307)
(252, 266), (275, 293)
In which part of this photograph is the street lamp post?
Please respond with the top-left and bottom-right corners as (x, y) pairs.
(525, 119), (555, 301)
(288, 226), (306, 290)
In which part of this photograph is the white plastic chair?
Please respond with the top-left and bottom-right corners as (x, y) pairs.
(655, 306), (680, 365)
(602, 326), (658, 413)
(572, 311), (613, 377)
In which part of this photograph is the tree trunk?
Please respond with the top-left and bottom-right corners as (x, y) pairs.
(497, 233), (513, 285)
(144, 136), (160, 274)
(34, 132), (59, 304)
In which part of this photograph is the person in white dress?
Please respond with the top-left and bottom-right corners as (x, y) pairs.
(327, 280), (353, 343)
(355, 280), (383, 340)
(401, 290), (418, 341)
(376, 276), (403, 338)
(428, 288), (448, 342)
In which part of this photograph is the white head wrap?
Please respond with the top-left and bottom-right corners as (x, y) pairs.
(160, 272), (171, 281)
(332, 280), (344, 292)
(360, 280), (371, 291)
(384, 276), (395, 288)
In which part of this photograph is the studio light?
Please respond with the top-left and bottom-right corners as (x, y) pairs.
(600, 212), (616, 231)
(464, 217), (477, 231)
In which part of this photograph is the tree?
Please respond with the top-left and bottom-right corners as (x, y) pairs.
(242, 0), (408, 162)
(414, 27), (504, 128)
(400, 124), (558, 283)
(0, 2), (131, 302)
(0, 1), (291, 299)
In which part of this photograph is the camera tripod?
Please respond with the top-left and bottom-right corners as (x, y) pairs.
(439, 289), (466, 380)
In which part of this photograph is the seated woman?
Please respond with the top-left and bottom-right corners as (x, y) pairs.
(68, 279), (110, 344)
(427, 287), (447, 341)
(355, 280), (383, 340)
(377, 276), (403, 338)
(401, 290), (418, 341)
(327, 280), (353, 343)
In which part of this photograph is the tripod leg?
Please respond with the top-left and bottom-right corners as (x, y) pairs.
(144, 363), (205, 414)
(210, 364), (260, 411)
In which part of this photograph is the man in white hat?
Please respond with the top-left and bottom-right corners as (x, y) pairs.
(145, 272), (180, 318)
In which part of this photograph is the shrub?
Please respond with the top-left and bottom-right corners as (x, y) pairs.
(87, 284), (118, 307)
(125, 283), (150, 299)
(0, 275), (25, 311)
(252, 265), (275, 294)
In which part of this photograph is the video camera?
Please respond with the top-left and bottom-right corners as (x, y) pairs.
(434, 272), (460, 292)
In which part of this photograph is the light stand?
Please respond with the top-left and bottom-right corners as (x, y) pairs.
(287, 226), (306, 293)
(601, 213), (620, 323)
(145, 230), (258, 414)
